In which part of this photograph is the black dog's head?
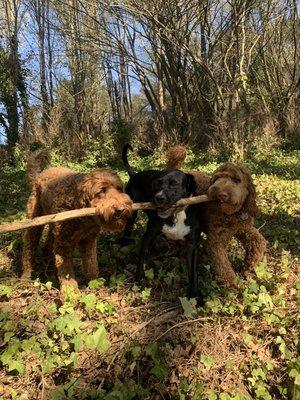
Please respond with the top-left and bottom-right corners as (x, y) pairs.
(152, 170), (196, 218)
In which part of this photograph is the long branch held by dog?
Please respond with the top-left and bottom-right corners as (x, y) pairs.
(0, 195), (209, 234)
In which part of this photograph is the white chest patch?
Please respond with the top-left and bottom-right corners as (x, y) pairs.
(162, 210), (190, 241)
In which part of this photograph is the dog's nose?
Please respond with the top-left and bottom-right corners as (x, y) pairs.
(154, 193), (165, 205)
(114, 207), (125, 219)
(218, 191), (229, 202)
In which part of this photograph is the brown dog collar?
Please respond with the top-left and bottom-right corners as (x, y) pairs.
(238, 211), (249, 221)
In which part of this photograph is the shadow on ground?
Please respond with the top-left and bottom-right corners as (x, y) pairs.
(0, 167), (28, 221)
(258, 211), (300, 256)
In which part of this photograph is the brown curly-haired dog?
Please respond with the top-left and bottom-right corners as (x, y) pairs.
(22, 151), (132, 290)
(167, 146), (267, 289)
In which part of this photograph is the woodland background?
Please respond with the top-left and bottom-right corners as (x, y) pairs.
(0, 0), (299, 162)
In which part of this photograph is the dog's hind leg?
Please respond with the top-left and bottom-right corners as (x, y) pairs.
(79, 236), (99, 282)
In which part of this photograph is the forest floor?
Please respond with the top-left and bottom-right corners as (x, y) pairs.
(0, 149), (299, 400)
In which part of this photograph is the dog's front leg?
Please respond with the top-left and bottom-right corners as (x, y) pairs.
(21, 226), (44, 279)
(53, 240), (77, 290)
(207, 230), (238, 289)
(79, 236), (99, 282)
(119, 210), (138, 246)
(135, 219), (160, 281)
(236, 227), (267, 271)
(186, 232), (203, 306)
(22, 188), (43, 279)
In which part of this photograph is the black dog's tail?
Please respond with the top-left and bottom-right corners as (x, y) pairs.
(122, 143), (135, 177)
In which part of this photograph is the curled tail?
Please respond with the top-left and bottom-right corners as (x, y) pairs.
(122, 143), (135, 177)
(166, 145), (187, 169)
(26, 148), (50, 189)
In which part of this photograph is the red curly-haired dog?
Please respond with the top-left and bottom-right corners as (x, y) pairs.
(22, 150), (132, 290)
(167, 146), (267, 289)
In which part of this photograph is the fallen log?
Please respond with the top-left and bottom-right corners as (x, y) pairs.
(0, 194), (209, 235)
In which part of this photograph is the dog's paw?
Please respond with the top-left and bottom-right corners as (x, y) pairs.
(195, 295), (205, 307)
(84, 273), (99, 284)
(243, 271), (253, 281)
(21, 271), (32, 280)
(134, 269), (145, 281)
(187, 290), (205, 307)
(228, 280), (240, 291)
(60, 278), (80, 298)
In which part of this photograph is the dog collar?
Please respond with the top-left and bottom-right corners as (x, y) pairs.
(238, 211), (249, 221)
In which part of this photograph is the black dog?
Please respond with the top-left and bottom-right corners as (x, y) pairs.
(122, 144), (205, 305)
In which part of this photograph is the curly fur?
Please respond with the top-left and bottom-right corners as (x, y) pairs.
(166, 147), (267, 288)
(22, 156), (132, 290)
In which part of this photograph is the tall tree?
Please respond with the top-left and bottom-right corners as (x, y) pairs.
(0, 0), (29, 154)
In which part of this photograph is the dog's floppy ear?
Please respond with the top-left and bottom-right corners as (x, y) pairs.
(240, 166), (259, 218)
(210, 172), (222, 185)
(75, 176), (93, 208)
(152, 177), (159, 193)
(185, 173), (197, 195)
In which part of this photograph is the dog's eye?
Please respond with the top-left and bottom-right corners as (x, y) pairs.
(232, 177), (241, 183)
(211, 174), (221, 184)
(95, 187), (107, 196)
(169, 179), (177, 187)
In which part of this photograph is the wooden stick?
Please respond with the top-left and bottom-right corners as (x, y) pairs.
(0, 195), (209, 235)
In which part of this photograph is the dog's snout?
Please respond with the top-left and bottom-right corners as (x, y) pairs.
(218, 191), (229, 202)
(113, 207), (125, 219)
(154, 193), (166, 205)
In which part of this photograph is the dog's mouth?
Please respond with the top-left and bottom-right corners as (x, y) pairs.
(113, 208), (130, 221)
(208, 187), (244, 215)
(157, 206), (175, 219)
(101, 212), (130, 232)
(94, 202), (132, 230)
(208, 190), (232, 204)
